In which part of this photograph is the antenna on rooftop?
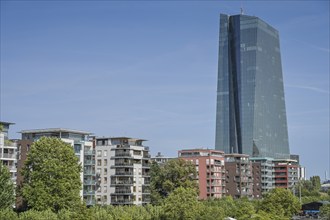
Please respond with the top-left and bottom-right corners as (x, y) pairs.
(240, 2), (244, 15)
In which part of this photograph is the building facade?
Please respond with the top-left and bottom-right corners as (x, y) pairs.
(0, 122), (18, 187)
(151, 152), (174, 165)
(95, 137), (150, 205)
(215, 13), (290, 159)
(273, 159), (298, 189)
(250, 157), (275, 193)
(18, 128), (95, 206)
(224, 154), (253, 198)
(178, 149), (226, 199)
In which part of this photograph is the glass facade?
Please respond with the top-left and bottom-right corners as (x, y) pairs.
(215, 14), (290, 159)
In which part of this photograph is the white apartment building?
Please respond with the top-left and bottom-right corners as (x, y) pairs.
(95, 137), (151, 205)
(0, 121), (17, 186)
(250, 157), (275, 193)
(19, 128), (95, 206)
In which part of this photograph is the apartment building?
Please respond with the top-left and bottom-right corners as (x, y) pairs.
(224, 154), (253, 198)
(151, 152), (174, 165)
(273, 159), (299, 189)
(251, 162), (262, 198)
(17, 128), (95, 206)
(0, 121), (18, 187)
(250, 157), (275, 193)
(178, 149), (226, 199)
(95, 137), (150, 205)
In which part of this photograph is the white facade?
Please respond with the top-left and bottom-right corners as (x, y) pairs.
(250, 157), (275, 192)
(95, 137), (150, 205)
(20, 128), (95, 205)
(0, 122), (17, 186)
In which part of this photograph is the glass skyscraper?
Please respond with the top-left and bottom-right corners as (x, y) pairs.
(215, 14), (290, 159)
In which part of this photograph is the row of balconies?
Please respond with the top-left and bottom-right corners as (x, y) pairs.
(0, 153), (16, 159)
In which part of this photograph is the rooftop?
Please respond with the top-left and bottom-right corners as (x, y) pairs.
(20, 128), (91, 135)
(96, 136), (147, 142)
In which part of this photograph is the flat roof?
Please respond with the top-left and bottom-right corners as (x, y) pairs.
(96, 136), (147, 142)
(179, 148), (224, 153)
(0, 121), (15, 125)
(20, 128), (91, 135)
(273, 158), (297, 162)
(225, 153), (250, 158)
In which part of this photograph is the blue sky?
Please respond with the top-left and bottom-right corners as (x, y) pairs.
(1, 1), (329, 179)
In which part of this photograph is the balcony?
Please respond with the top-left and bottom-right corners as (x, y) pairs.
(142, 162), (149, 168)
(112, 189), (133, 194)
(112, 163), (134, 167)
(110, 181), (133, 186)
(85, 199), (96, 206)
(84, 150), (95, 155)
(114, 171), (134, 176)
(142, 174), (150, 177)
(84, 179), (96, 185)
(114, 152), (132, 157)
(0, 153), (16, 159)
(83, 191), (95, 195)
(84, 170), (96, 176)
(84, 160), (95, 166)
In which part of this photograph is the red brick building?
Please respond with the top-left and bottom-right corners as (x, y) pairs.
(224, 154), (253, 199)
(178, 149), (226, 199)
(274, 159), (298, 189)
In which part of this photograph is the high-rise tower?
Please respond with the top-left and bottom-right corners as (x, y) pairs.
(215, 14), (290, 159)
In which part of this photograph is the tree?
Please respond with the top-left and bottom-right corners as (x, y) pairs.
(163, 187), (200, 220)
(310, 176), (321, 192)
(150, 159), (198, 204)
(0, 162), (15, 209)
(257, 188), (301, 218)
(320, 204), (330, 220)
(21, 137), (82, 212)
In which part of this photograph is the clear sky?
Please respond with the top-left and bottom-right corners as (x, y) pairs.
(1, 1), (329, 179)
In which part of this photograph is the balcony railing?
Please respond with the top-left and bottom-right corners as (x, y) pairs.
(115, 172), (134, 176)
(114, 152), (132, 157)
(84, 150), (95, 155)
(113, 163), (134, 167)
(85, 199), (96, 206)
(113, 189), (133, 194)
(84, 170), (96, 175)
(84, 160), (95, 165)
(84, 179), (96, 185)
(0, 153), (16, 159)
(83, 191), (95, 195)
(111, 181), (133, 185)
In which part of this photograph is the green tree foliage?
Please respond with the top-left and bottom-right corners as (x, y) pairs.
(234, 197), (256, 219)
(163, 187), (201, 220)
(21, 137), (82, 212)
(0, 163), (15, 209)
(257, 188), (301, 219)
(0, 208), (17, 220)
(320, 204), (330, 220)
(150, 159), (198, 204)
(310, 176), (321, 191)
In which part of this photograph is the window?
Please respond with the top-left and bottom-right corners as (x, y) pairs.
(104, 168), (107, 175)
(104, 150), (107, 157)
(104, 177), (107, 184)
(97, 150), (102, 157)
(104, 159), (107, 166)
(97, 160), (102, 166)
